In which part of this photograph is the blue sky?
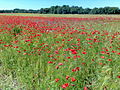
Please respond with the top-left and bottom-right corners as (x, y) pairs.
(0, 0), (120, 10)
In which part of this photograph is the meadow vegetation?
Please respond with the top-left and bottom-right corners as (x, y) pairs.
(0, 14), (120, 90)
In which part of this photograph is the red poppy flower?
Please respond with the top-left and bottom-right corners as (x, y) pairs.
(55, 78), (60, 82)
(75, 67), (80, 71)
(84, 87), (88, 90)
(67, 57), (71, 59)
(117, 76), (120, 78)
(77, 39), (81, 41)
(66, 75), (70, 80)
(55, 66), (59, 69)
(101, 56), (105, 59)
(101, 51), (105, 54)
(72, 69), (77, 72)
(58, 63), (63, 66)
(48, 61), (53, 63)
(72, 51), (77, 54)
(82, 52), (87, 54)
(61, 83), (69, 88)
(108, 59), (112, 61)
(71, 77), (76, 82)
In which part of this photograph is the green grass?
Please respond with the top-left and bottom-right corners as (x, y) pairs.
(0, 15), (120, 90)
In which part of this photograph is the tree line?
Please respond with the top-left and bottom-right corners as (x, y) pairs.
(0, 5), (120, 14)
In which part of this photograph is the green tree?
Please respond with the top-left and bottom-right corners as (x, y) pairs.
(83, 8), (91, 14)
(89, 7), (99, 14)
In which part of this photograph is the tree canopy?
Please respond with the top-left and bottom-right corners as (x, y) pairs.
(0, 5), (120, 14)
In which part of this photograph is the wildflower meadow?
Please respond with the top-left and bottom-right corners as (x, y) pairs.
(0, 15), (120, 90)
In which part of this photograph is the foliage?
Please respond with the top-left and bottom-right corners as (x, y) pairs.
(11, 26), (23, 36)
(0, 5), (120, 14)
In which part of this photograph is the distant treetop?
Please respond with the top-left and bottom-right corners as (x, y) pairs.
(0, 5), (120, 14)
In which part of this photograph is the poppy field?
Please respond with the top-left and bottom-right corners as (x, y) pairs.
(0, 15), (120, 90)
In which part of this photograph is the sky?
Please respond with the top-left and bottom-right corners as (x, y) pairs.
(0, 0), (120, 10)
